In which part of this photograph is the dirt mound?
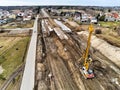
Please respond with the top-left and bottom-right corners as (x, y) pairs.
(37, 63), (45, 72)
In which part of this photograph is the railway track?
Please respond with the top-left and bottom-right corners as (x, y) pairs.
(35, 10), (120, 90)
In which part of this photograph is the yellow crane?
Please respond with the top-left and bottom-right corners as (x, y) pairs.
(80, 24), (95, 79)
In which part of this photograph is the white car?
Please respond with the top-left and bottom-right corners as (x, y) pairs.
(91, 18), (97, 24)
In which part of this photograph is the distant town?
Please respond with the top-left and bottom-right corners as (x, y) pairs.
(0, 6), (120, 25)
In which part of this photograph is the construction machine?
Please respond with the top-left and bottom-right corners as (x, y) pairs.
(79, 24), (95, 79)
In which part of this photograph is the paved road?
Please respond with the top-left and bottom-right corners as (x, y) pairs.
(41, 8), (50, 17)
(20, 15), (38, 90)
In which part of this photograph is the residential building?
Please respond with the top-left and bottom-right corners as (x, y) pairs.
(105, 12), (120, 21)
(8, 14), (16, 19)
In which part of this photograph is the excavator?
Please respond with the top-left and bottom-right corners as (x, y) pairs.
(79, 24), (95, 79)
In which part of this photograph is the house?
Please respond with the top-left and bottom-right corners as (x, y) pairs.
(23, 15), (32, 21)
(81, 13), (89, 22)
(17, 12), (24, 17)
(8, 14), (16, 19)
(24, 10), (33, 15)
(50, 9), (61, 16)
(0, 9), (9, 19)
(105, 13), (114, 21)
(74, 16), (81, 22)
(105, 12), (120, 21)
(112, 13), (119, 21)
(73, 11), (81, 21)
(11, 10), (21, 15)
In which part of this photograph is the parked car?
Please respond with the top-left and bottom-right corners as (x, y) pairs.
(0, 20), (7, 25)
(90, 17), (97, 24)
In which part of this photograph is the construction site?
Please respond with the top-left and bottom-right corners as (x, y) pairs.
(34, 9), (120, 90)
(0, 7), (120, 90)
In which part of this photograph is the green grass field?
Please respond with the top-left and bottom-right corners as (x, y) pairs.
(0, 37), (30, 86)
(0, 20), (34, 29)
(99, 21), (120, 28)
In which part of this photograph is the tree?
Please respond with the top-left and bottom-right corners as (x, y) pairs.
(96, 14), (100, 20)
(0, 74), (6, 80)
(108, 9), (111, 12)
(57, 6), (63, 9)
(33, 6), (41, 14)
(99, 15), (105, 21)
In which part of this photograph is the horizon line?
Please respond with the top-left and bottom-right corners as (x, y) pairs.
(0, 5), (120, 7)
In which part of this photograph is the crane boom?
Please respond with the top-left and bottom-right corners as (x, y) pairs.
(83, 24), (94, 70)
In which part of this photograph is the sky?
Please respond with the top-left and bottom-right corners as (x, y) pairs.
(0, 0), (120, 6)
